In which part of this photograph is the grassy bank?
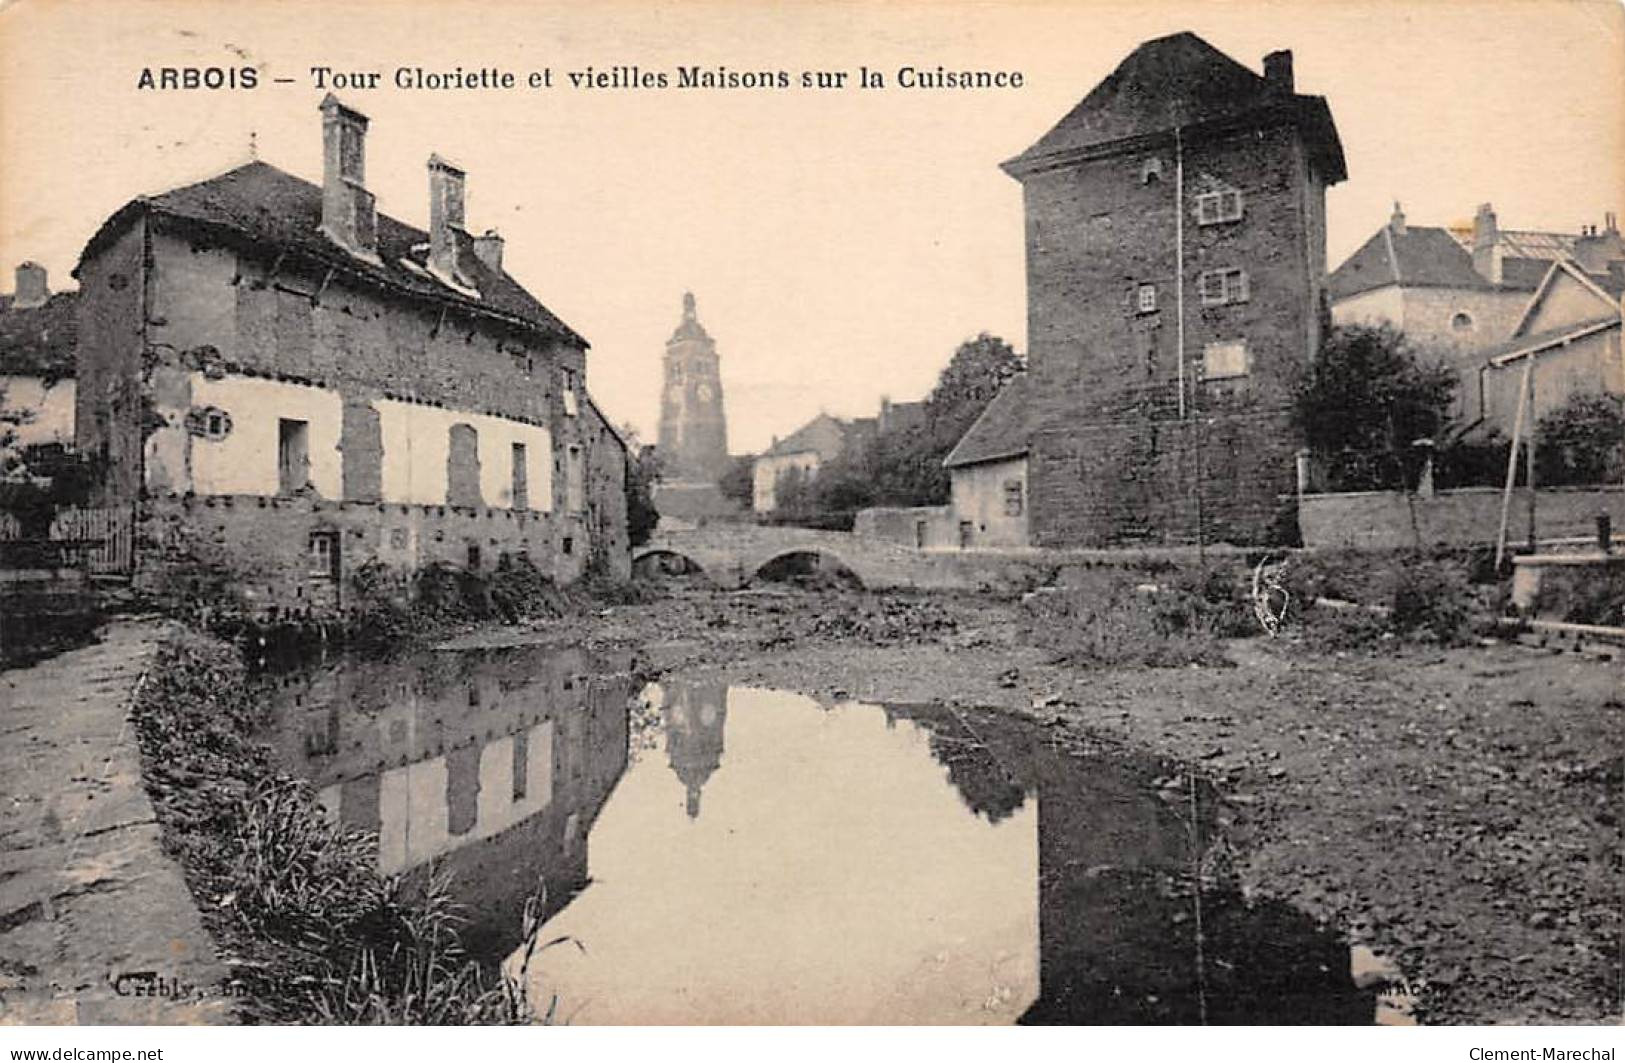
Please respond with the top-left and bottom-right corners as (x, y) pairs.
(131, 630), (545, 1024)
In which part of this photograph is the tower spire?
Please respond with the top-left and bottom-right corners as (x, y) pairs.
(682, 291), (696, 321)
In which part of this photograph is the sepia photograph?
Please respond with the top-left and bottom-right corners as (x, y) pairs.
(0, 0), (1621, 1045)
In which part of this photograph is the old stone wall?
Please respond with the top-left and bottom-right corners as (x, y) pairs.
(1298, 485), (1625, 550)
(136, 492), (597, 619)
(1022, 122), (1324, 546)
(78, 218), (628, 602)
(852, 505), (954, 548)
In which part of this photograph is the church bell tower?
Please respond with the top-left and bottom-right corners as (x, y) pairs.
(657, 292), (729, 483)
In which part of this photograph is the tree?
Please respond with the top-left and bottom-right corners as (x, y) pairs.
(1535, 391), (1625, 486)
(618, 424), (660, 548)
(716, 454), (755, 509)
(1294, 324), (1457, 492)
(817, 332), (1024, 512)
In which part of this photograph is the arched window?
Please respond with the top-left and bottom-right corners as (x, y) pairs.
(1141, 157), (1164, 185)
(1452, 311), (1473, 332)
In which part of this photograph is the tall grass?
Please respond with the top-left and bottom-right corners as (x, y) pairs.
(1019, 566), (1245, 668)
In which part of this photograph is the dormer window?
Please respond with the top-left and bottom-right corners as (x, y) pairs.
(1196, 189), (1244, 225)
(1140, 158), (1164, 185)
(1452, 311), (1474, 332)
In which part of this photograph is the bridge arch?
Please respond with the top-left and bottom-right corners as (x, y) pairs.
(631, 548), (712, 582)
(749, 549), (865, 589)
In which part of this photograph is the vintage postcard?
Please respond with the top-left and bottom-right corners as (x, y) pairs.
(0, 0), (1621, 1047)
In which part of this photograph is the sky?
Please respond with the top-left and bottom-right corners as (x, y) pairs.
(1, 0), (1621, 453)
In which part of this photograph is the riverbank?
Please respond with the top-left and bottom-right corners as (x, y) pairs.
(0, 619), (229, 1024)
(476, 582), (1623, 1025)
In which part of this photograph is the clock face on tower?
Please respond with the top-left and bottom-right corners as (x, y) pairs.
(696, 383), (714, 403)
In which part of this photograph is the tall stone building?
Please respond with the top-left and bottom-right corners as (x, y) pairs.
(1002, 32), (1346, 546)
(651, 292), (739, 524)
(657, 292), (728, 482)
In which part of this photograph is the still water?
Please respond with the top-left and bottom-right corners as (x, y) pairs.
(256, 643), (1388, 1025)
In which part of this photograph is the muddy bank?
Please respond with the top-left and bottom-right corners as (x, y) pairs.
(477, 584), (1622, 1025)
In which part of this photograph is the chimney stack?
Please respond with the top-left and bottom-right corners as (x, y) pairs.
(427, 154), (469, 284)
(1472, 202), (1500, 283)
(1390, 201), (1407, 236)
(472, 229), (504, 274)
(1263, 50), (1294, 93)
(12, 261), (48, 309)
(318, 95), (378, 260)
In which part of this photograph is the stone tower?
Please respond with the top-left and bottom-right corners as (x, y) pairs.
(657, 292), (729, 483)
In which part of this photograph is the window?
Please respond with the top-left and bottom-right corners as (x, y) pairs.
(562, 369), (579, 417)
(1136, 283), (1157, 314)
(1140, 157), (1163, 184)
(466, 543), (482, 570)
(511, 442), (529, 510)
(1198, 268), (1249, 307)
(1203, 340), (1250, 380)
(565, 445), (585, 513)
(1452, 311), (1474, 332)
(308, 531), (339, 579)
(512, 731), (529, 802)
(1003, 479), (1024, 517)
(1196, 189), (1244, 225)
(278, 419), (310, 494)
(957, 521), (973, 549)
(562, 535), (574, 556)
(389, 527), (409, 551)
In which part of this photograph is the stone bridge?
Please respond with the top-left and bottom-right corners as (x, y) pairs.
(633, 524), (982, 590)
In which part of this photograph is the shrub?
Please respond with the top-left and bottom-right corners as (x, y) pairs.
(1020, 568), (1234, 669)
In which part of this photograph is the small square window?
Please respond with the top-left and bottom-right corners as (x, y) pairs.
(1196, 189), (1244, 226)
(1198, 268), (1249, 307)
(1136, 284), (1157, 314)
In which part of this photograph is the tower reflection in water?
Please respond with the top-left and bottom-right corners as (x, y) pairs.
(261, 657), (1378, 1023)
(256, 643), (634, 962)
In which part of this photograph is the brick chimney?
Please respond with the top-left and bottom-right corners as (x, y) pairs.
(318, 95), (378, 260)
(1263, 50), (1294, 93)
(1389, 201), (1407, 236)
(1471, 202), (1500, 283)
(12, 261), (48, 309)
(427, 154), (469, 284)
(472, 229), (504, 275)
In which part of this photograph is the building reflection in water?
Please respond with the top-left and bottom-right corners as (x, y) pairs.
(662, 680), (728, 819)
(885, 703), (1379, 1024)
(255, 643), (634, 962)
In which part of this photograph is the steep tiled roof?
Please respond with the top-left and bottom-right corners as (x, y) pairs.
(1327, 224), (1491, 301)
(944, 374), (1029, 469)
(75, 161), (585, 346)
(1004, 32), (1345, 182)
(0, 290), (79, 382)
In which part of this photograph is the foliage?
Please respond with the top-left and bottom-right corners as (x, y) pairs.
(620, 426), (661, 548)
(131, 631), (544, 1024)
(1295, 324), (1458, 492)
(1278, 549), (1481, 649)
(716, 454), (755, 509)
(1017, 567), (1238, 669)
(769, 332), (1024, 526)
(1534, 391), (1625, 487)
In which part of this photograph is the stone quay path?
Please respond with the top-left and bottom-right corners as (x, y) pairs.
(0, 620), (229, 1025)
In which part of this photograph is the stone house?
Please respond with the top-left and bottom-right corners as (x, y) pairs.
(1002, 32), (1345, 546)
(72, 95), (629, 618)
(1476, 260), (1622, 437)
(751, 412), (868, 514)
(942, 373), (1030, 548)
(1328, 205), (1624, 421)
(0, 263), (78, 454)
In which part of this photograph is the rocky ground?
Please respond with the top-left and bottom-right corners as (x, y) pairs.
(471, 582), (1624, 1026)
